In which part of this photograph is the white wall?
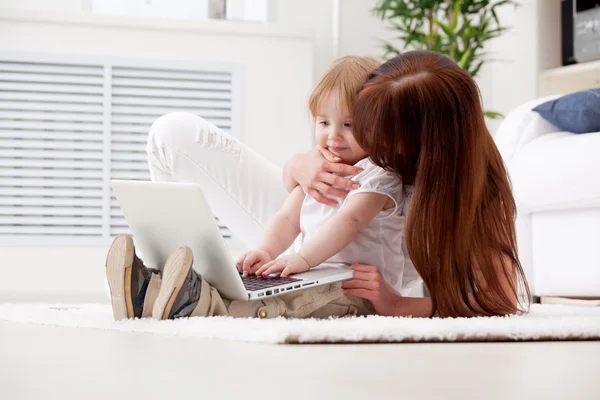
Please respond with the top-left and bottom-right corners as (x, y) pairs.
(0, 2), (319, 300)
(338, 0), (395, 59)
(0, 1), (548, 142)
(272, 0), (335, 80)
(0, 0), (546, 301)
(338, 0), (543, 134)
(477, 0), (539, 133)
(0, 0), (83, 11)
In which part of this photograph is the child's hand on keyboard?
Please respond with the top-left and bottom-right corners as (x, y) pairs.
(235, 250), (272, 277)
(255, 254), (310, 278)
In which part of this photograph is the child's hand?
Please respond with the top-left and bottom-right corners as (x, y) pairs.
(235, 250), (272, 277)
(255, 254), (310, 278)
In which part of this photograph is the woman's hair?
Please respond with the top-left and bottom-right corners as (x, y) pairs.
(353, 50), (530, 317)
(308, 56), (381, 118)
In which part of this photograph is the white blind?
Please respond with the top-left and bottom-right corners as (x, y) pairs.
(0, 61), (105, 238)
(0, 56), (238, 245)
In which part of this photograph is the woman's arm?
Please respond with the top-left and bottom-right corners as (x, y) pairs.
(394, 263), (517, 317)
(282, 146), (364, 206)
(345, 254), (519, 318)
(342, 264), (433, 317)
(393, 297), (433, 317)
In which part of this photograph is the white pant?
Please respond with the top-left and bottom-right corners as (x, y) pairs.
(146, 112), (288, 248)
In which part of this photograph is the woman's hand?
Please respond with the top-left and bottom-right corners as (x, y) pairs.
(285, 146), (364, 206)
(342, 264), (402, 316)
(235, 250), (272, 277)
(255, 254), (310, 278)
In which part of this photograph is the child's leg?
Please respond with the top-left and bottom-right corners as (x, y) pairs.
(105, 234), (162, 320)
(153, 246), (375, 320)
(146, 112), (288, 248)
(190, 281), (375, 319)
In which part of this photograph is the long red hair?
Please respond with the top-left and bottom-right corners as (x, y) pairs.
(353, 50), (530, 317)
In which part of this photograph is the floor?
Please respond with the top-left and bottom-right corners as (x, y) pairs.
(1, 320), (599, 400)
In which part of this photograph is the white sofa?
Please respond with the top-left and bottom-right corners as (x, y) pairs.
(495, 96), (600, 298)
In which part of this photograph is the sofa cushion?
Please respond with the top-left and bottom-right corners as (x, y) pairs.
(510, 130), (600, 212)
(533, 88), (600, 134)
(495, 95), (561, 163)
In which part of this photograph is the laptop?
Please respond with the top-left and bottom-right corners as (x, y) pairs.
(110, 180), (353, 301)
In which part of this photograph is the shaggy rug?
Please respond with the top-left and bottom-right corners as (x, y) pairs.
(0, 303), (598, 344)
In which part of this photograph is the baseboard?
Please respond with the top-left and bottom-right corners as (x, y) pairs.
(540, 296), (600, 307)
(0, 290), (108, 304)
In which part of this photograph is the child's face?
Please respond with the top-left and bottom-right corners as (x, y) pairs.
(314, 92), (367, 166)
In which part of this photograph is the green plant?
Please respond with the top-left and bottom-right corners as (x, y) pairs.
(372, 0), (517, 119)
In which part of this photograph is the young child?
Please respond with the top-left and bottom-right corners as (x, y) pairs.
(235, 56), (406, 288)
(105, 56), (410, 321)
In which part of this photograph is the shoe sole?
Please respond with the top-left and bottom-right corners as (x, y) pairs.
(152, 246), (194, 320)
(105, 234), (135, 320)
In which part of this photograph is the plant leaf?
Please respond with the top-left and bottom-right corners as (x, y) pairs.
(484, 111), (504, 119)
(433, 19), (455, 38)
(373, 0), (515, 74)
(450, 0), (461, 31)
(458, 47), (474, 69)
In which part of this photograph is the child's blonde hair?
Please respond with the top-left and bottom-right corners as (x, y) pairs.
(308, 56), (381, 118)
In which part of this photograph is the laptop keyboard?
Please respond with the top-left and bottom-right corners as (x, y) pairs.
(241, 274), (301, 291)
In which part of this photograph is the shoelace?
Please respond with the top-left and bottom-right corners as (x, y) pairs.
(134, 255), (160, 281)
(172, 269), (202, 319)
(185, 268), (202, 303)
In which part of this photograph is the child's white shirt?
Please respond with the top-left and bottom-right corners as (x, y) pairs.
(297, 158), (421, 296)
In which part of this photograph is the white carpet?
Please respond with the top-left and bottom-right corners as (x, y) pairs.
(0, 303), (599, 344)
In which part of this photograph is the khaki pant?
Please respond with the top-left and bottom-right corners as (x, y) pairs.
(189, 278), (375, 319)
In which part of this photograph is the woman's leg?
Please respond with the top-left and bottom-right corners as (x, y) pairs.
(146, 112), (288, 248)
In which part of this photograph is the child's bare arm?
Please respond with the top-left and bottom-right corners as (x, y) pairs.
(256, 192), (390, 277)
(298, 192), (389, 267)
(236, 186), (305, 275)
(256, 186), (305, 259)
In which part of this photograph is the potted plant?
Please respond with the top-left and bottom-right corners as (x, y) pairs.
(372, 0), (517, 118)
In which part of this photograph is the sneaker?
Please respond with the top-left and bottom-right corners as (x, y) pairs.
(105, 234), (161, 320)
(152, 246), (202, 320)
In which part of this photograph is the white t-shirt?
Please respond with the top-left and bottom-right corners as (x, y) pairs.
(297, 158), (421, 296)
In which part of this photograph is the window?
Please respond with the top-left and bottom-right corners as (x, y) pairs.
(89, 0), (270, 23)
(0, 55), (240, 246)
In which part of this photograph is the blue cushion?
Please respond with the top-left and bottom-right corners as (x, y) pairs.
(533, 88), (600, 134)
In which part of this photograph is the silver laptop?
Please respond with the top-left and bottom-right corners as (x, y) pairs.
(110, 180), (353, 301)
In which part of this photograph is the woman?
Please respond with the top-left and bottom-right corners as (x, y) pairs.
(145, 50), (529, 318)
